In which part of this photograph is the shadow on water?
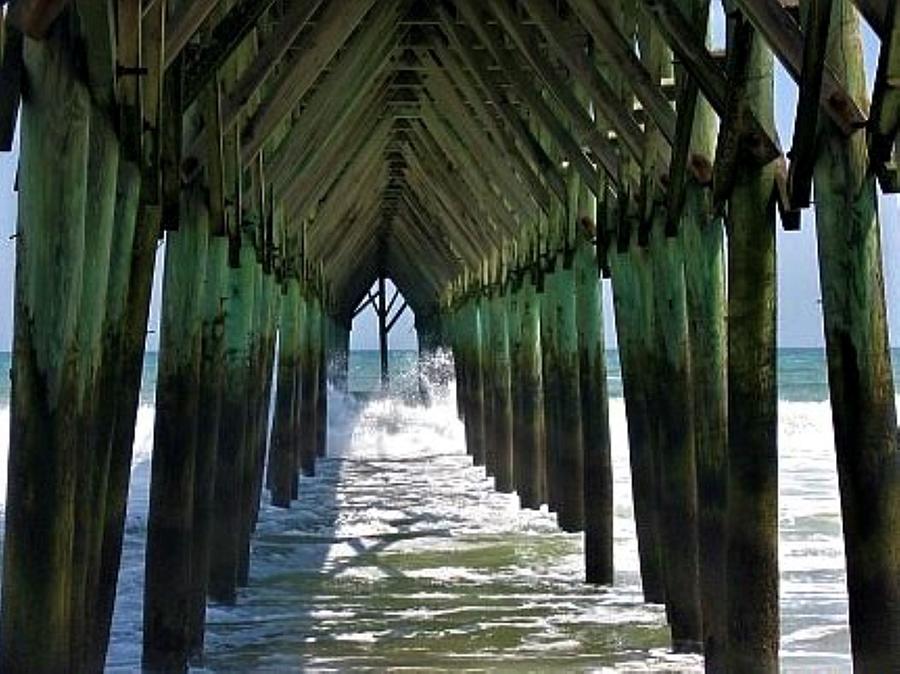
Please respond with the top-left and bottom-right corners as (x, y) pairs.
(187, 360), (702, 673)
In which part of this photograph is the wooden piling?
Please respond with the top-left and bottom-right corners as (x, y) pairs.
(187, 235), (228, 657)
(515, 275), (546, 509)
(812, 2), (900, 669)
(608, 233), (666, 604)
(1, 28), (90, 673)
(299, 289), (319, 477)
(551, 255), (585, 533)
(143, 186), (210, 671)
(71, 106), (120, 672)
(724, 18), (779, 672)
(87, 160), (143, 673)
(681, 117), (728, 674)
(575, 235), (613, 585)
(209, 236), (258, 604)
(269, 278), (302, 507)
(488, 288), (514, 492)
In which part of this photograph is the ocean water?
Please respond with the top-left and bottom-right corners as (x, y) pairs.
(0, 349), (877, 670)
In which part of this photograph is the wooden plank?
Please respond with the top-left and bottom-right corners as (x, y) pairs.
(240, 0), (377, 164)
(787, 0), (831, 209)
(116, 0), (142, 160)
(868, 0), (900, 190)
(75, 0), (116, 105)
(555, 0), (675, 144)
(638, 0), (781, 165)
(219, 0), (326, 129)
(452, 1), (611, 197)
(164, 0), (218, 68)
(488, 0), (645, 162)
(180, 0), (279, 108)
(733, 0), (866, 134)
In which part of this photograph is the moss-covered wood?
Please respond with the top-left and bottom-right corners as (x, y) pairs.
(488, 289), (514, 492)
(575, 237), (613, 585)
(812, 2), (900, 669)
(724, 18), (779, 672)
(143, 185), (210, 671)
(1, 28), (91, 673)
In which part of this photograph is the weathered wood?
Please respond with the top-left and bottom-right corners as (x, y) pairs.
(813, 2), (900, 669)
(181, 0), (279, 108)
(241, 0), (378, 163)
(70, 106), (120, 674)
(269, 277), (301, 507)
(187, 234), (227, 658)
(488, 288), (514, 492)
(143, 185), (210, 671)
(1, 30), (90, 673)
(209, 234), (258, 604)
(85, 159), (142, 674)
(724, 13), (779, 671)
(574, 235), (613, 586)
(515, 276), (546, 509)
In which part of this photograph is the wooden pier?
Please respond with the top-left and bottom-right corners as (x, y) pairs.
(0, 0), (899, 671)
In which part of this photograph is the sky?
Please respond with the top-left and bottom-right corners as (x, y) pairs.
(0, 12), (897, 352)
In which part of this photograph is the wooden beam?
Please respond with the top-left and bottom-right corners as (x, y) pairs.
(868, 0), (900, 191)
(240, 0), (378, 164)
(787, 0), (832, 209)
(732, 0), (866, 134)
(181, 0), (279, 108)
(430, 24), (569, 206)
(164, 0), (219, 68)
(849, 0), (888, 36)
(551, 0), (676, 144)
(426, 40), (561, 212)
(116, 0), (142, 160)
(488, 0), (644, 162)
(638, 0), (781, 165)
(450, 1), (610, 197)
(386, 300), (408, 332)
(219, 0), (326, 129)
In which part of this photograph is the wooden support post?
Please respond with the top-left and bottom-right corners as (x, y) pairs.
(187, 235), (228, 658)
(378, 275), (389, 389)
(609, 235), (666, 604)
(575, 235), (613, 585)
(812, 2), (900, 669)
(299, 288), (319, 477)
(209, 235), (257, 604)
(515, 276), (546, 509)
(315, 297), (328, 459)
(143, 186), (210, 671)
(71, 107), (120, 673)
(1, 30), (90, 673)
(647, 211), (702, 653)
(724, 13), (779, 671)
(550, 255), (585, 533)
(86, 160), (143, 674)
(291, 294), (308, 499)
(488, 288), (514, 492)
(269, 277), (301, 507)
(540, 272), (561, 512)
(480, 292), (497, 478)
(462, 299), (487, 466)
(677, 2), (729, 660)
(506, 286), (524, 492)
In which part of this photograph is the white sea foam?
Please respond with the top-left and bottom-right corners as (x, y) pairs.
(0, 383), (872, 670)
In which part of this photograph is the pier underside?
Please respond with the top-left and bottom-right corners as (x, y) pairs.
(1, 0), (900, 671)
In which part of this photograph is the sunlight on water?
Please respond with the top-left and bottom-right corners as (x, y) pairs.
(0, 350), (867, 670)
